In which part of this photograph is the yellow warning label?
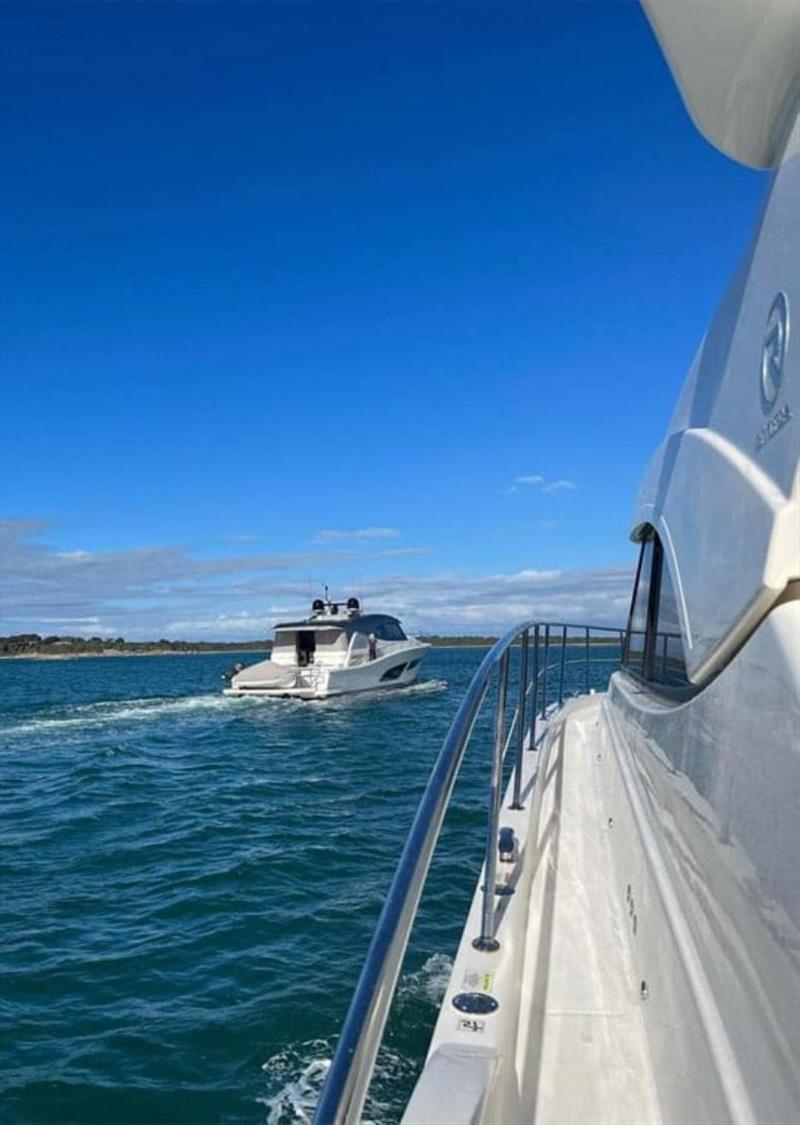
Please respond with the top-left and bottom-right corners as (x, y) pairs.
(462, 968), (494, 994)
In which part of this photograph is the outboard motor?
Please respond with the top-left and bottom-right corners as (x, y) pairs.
(311, 598), (325, 614)
(347, 597), (360, 615)
(221, 661), (245, 682)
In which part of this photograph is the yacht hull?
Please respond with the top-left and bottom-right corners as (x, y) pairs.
(223, 644), (429, 700)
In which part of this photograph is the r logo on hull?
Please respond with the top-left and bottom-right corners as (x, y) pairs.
(761, 291), (789, 411)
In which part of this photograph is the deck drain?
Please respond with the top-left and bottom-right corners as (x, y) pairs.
(452, 992), (499, 1015)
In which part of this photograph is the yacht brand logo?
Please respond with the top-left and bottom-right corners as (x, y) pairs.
(756, 402), (792, 450)
(761, 291), (789, 411)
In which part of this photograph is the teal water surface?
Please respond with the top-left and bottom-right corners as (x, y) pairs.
(1, 647), (619, 1124)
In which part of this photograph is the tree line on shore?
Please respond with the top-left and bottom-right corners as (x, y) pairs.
(1, 631), (622, 657)
(0, 632), (491, 655)
(0, 634), (268, 656)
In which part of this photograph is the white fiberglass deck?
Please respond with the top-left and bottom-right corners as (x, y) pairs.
(516, 700), (658, 1124)
(405, 697), (659, 1125)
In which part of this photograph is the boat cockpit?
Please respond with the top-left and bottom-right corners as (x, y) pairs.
(271, 599), (409, 670)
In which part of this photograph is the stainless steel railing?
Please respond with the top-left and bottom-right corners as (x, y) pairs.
(313, 620), (624, 1125)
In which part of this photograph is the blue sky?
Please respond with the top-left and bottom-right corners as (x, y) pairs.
(0, 1), (765, 638)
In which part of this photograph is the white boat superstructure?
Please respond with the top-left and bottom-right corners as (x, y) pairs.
(313, 2), (800, 1123)
(223, 597), (429, 699)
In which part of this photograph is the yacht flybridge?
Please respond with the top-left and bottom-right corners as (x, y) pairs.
(223, 597), (428, 699)
(313, 2), (800, 1123)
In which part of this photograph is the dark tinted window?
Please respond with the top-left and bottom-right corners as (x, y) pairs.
(380, 662), (406, 681)
(652, 558), (689, 687)
(376, 621), (406, 641)
(624, 529), (690, 689)
(625, 533), (654, 674)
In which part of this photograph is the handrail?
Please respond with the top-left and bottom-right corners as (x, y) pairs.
(313, 620), (624, 1125)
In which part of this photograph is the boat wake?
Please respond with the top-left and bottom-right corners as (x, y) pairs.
(395, 952), (453, 1005)
(258, 955), (451, 1124)
(259, 1041), (331, 1125)
(0, 692), (236, 739)
(1, 678), (448, 741)
(259, 1038), (418, 1125)
(401, 678), (448, 697)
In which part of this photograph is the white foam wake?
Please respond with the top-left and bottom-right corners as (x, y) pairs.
(259, 1036), (421, 1125)
(396, 952), (454, 1005)
(1, 692), (236, 738)
(259, 1041), (332, 1125)
(402, 678), (448, 696)
(258, 955), (451, 1124)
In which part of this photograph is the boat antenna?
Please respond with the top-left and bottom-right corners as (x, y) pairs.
(324, 583), (329, 602)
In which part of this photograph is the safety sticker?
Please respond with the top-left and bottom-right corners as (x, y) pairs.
(462, 969), (494, 993)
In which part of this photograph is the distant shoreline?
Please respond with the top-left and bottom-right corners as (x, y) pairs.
(0, 643), (621, 657)
(427, 643), (492, 649)
(0, 643), (491, 661)
(1, 635), (622, 662)
(0, 648), (269, 662)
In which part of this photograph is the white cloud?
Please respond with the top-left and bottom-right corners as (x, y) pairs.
(0, 519), (353, 635)
(376, 546), (429, 559)
(0, 519), (632, 640)
(164, 612), (278, 636)
(312, 527), (401, 544)
(508, 474), (577, 495)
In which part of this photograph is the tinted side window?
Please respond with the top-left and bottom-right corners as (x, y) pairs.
(376, 621), (406, 641)
(652, 557), (689, 687)
(624, 529), (690, 689)
(625, 533), (654, 675)
(380, 662), (407, 681)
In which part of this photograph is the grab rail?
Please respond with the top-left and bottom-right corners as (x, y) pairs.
(313, 620), (625, 1125)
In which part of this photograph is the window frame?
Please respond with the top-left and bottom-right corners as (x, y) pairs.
(623, 526), (692, 694)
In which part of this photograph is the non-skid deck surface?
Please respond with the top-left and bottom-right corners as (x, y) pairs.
(515, 699), (660, 1125)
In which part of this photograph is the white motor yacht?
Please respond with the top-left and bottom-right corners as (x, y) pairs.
(223, 597), (429, 700)
(314, 2), (800, 1123)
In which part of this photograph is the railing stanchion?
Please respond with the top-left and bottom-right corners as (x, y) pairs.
(558, 625), (567, 706)
(511, 630), (528, 809)
(474, 651), (509, 951)
(540, 625), (550, 718)
(529, 625), (540, 752)
(585, 627), (591, 694)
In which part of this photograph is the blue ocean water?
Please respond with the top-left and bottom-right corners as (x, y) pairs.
(1, 646), (619, 1124)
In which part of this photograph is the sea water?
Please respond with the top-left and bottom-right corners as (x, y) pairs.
(1, 646), (619, 1124)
